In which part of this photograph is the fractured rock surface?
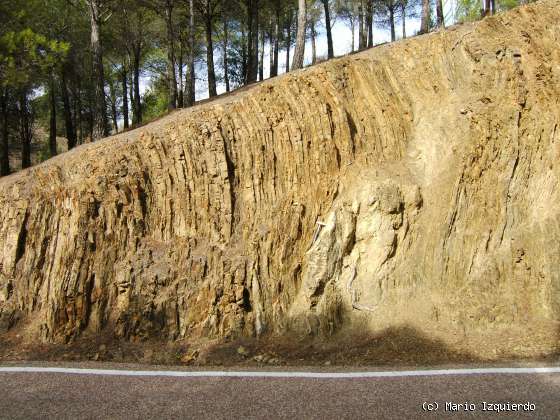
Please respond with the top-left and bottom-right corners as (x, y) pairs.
(1, 0), (560, 356)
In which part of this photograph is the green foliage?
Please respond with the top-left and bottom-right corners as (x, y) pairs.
(0, 0), (70, 90)
(224, 21), (249, 89)
(0, 29), (69, 89)
(37, 143), (53, 162)
(455, 0), (481, 23)
(497, 0), (520, 11)
(142, 79), (169, 123)
(455, 0), (522, 23)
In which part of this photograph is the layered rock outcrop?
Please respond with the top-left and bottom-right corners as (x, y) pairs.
(1, 0), (559, 357)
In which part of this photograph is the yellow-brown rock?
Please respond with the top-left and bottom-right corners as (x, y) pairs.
(1, 0), (559, 357)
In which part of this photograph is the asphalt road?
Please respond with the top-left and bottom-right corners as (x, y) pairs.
(0, 367), (559, 419)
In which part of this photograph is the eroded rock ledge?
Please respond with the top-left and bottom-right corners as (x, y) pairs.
(1, 0), (560, 357)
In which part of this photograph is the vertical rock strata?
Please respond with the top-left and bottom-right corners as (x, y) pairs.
(0, 1), (559, 354)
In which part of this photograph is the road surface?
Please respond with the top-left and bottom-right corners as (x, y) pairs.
(0, 366), (559, 419)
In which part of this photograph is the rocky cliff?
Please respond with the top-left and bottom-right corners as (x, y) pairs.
(1, 0), (560, 359)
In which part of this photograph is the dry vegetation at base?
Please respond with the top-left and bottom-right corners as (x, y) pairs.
(1, 0), (560, 365)
(1, 324), (559, 367)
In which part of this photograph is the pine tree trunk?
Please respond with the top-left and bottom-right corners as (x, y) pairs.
(483, 0), (491, 16)
(164, 2), (178, 110)
(49, 78), (57, 157)
(245, 0), (258, 84)
(420, 0), (430, 33)
(61, 66), (77, 149)
(285, 11), (292, 73)
(322, 0), (334, 59)
(19, 90), (32, 169)
(87, 91), (94, 141)
(75, 77), (84, 143)
(252, 0), (260, 81)
(310, 21), (317, 64)
(245, 1), (251, 83)
(402, 3), (406, 39)
(436, 0), (444, 28)
(129, 67), (135, 124)
(177, 45), (184, 108)
(71, 81), (78, 139)
(366, 0), (373, 47)
(271, 0), (280, 77)
(108, 80), (118, 133)
(0, 88), (9, 176)
(121, 66), (129, 129)
(358, 2), (365, 49)
(269, 28), (274, 78)
(205, 1), (217, 98)
(186, 0), (196, 106)
(133, 50), (142, 124)
(291, 0), (306, 71)
(88, 0), (109, 139)
(259, 28), (265, 81)
(223, 19), (230, 92)
(390, 6), (396, 41)
(111, 104), (118, 133)
(351, 19), (355, 52)
(241, 24), (247, 80)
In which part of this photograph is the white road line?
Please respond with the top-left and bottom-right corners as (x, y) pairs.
(0, 366), (559, 379)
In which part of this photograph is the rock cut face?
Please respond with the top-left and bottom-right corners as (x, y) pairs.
(1, 0), (560, 356)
